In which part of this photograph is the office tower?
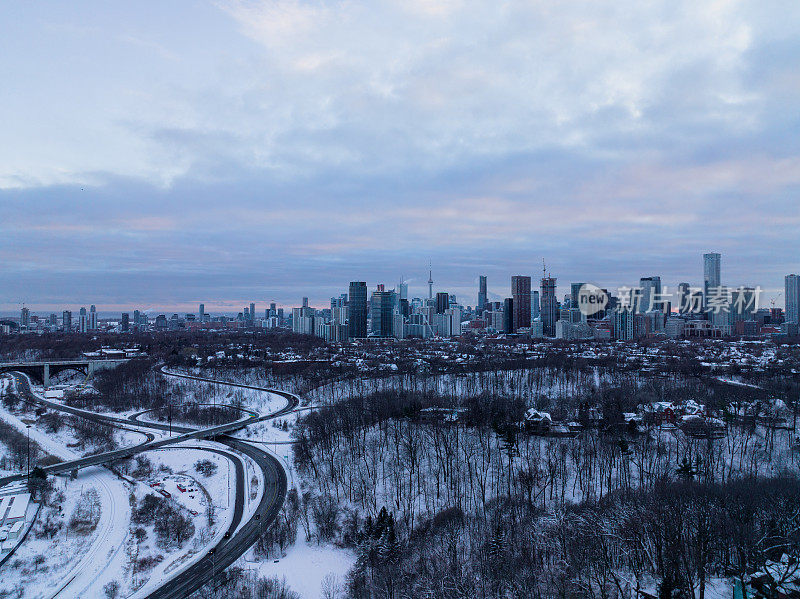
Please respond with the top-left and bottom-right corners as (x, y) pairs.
(302, 297), (309, 308)
(371, 285), (396, 338)
(348, 282), (368, 339)
(331, 293), (347, 309)
(436, 292), (450, 314)
(62, 310), (72, 332)
(478, 276), (488, 312)
(786, 275), (800, 324)
(270, 302), (277, 316)
(199, 303), (205, 320)
(639, 276), (662, 312)
(155, 314), (168, 330)
(292, 307), (315, 334)
(121, 313), (130, 332)
(532, 290), (540, 319)
(442, 306), (462, 337)
(243, 307), (250, 321)
(704, 252), (721, 308)
(511, 275), (531, 331)
(399, 298), (410, 318)
(398, 280), (408, 302)
(133, 309), (141, 327)
(503, 298), (514, 334)
(614, 309), (634, 341)
(677, 282), (690, 314)
(250, 303), (256, 322)
(730, 287), (757, 327)
(570, 283), (584, 310)
(20, 307), (30, 329)
(79, 307), (88, 333)
(48, 313), (57, 326)
(89, 305), (98, 330)
(540, 276), (558, 337)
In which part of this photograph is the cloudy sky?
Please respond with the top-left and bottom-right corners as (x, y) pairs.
(2, 0), (798, 313)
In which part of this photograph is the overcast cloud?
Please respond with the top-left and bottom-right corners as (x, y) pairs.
(1, 0), (798, 311)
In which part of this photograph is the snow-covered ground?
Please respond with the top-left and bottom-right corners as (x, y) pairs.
(0, 464), (132, 599)
(246, 528), (356, 599)
(160, 367), (286, 417)
(128, 446), (238, 598)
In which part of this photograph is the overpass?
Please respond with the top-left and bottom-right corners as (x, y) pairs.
(0, 371), (298, 486)
(1, 370), (298, 598)
(0, 359), (129, 386)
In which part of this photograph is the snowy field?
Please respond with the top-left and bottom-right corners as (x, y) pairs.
(245, 527), (356, 599)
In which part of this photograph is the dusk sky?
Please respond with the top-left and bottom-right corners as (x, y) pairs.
(2, 0), (799, 313)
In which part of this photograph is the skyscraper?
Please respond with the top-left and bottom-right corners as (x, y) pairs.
(786, 274), (800, 324)
(302, 297), (309, 308)
(677, 282), (690, 314)
(89, 305), (98, 330)
(348, 282), (368, 339)
(79, 307), (88, 333)
(540, 276), (557, 337)
(511, 275), (531, 331)
(639, 276), (662, 313)
(704, 252), (721, 308)
(478, 276), (488, 312)
(62, 310), (72, 332)
(199, 303), (205, 320)
(570, 283), (584, 309)
(20, 307), (30, 329)
(730, 287), (757, 327)
(532, 290), (540, 319)
(436, 292), (450, 314)
(614, 308), (634, 341)
(503, 298), (514, 334)
(371, 285), (396, 338)
(398, 280), (408, 302)
(121, 313), (130, 332)
(250, 303), (256, 323)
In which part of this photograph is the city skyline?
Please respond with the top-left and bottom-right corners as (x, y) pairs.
(2, 262), (789, 315)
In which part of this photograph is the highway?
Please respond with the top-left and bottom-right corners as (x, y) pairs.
(2, 369), (300, 598)
(0, 374), (296, 486)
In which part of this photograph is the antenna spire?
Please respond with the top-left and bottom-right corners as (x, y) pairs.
(427, 260), (434, 300)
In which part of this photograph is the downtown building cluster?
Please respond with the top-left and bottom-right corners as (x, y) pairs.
(6, 252), (800, 341)
(287, 253), (800, 342)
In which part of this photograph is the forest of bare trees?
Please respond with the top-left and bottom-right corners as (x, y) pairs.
(290, 369), (800, 598)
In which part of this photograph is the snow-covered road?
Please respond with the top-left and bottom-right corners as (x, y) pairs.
(0, 375), (133, 599)
(46, 466), (131, 599)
